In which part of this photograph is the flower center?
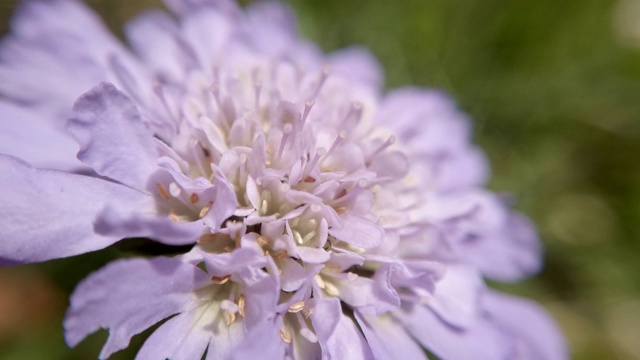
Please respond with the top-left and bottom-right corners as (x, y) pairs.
(149, 61), (415, 342)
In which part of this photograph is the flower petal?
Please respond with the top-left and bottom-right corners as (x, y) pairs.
(328, 46), (383, 90)
(484, 291), (568, 360)
(0, 155), (147, 264)
(64, 256), (209, 359)
(230, 318), (285, 360)
(428, 265), (483, 328)
(67, 82), (158, 189)
(310, 298), (374, 360)
(329, 214), (384, 249)
(461, 212), (542, 282)
(0, 101), (83, 171)
(94, 205), (205, 246)
(135, 309), (212, 360)
(124, 9), (186, 82)
(394, 305), (509, 360)
(355, 312), (428, 360)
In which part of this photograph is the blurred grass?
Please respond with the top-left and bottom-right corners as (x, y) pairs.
(2, 0), (640, 358)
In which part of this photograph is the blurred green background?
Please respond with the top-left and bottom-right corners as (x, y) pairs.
(2, 0), (640, 358)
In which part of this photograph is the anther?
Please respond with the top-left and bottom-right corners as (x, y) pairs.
(199, 201), (214, 218)
(302, 307), (314, 319)
(280, 328), (292, 344)
(314, 274), (326, 289)
(324, 281), (340, 297)
(268, 250), (287, 259)
(190, 193), (199, 204)
(156, 183), (171, 201)
(257, 235), (269, 247)
(211, 274), (231, 284)
(288, 301), (306, 313)
(224, 311), (236, 326)
(238, 294), (246, 317)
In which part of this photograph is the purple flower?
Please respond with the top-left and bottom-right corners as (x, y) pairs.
(0, 0), (567, 359)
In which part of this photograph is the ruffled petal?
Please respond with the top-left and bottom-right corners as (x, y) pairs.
(0, 155), (148, 264)
(64, 256), (209, 359)
(94, 205), (205, 246)
(67, 82), (158, 189)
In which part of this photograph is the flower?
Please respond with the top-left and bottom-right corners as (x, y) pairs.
(0, 0), (567, 359)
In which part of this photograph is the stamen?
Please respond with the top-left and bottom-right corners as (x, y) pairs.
(224, 311), (236, 326)
(324, 281), (340, 297)
(277, 123), (294, 161)
(302, 307), (314, 319)
(325, 131), (347, 158)
(301, 99), (315, 125)
(296, 313), (318, 343)
(168, 209), (189, 223)
(310, 66), (330, 99)
(257, 235), (269, 247)
(314, 274), (326, 289)
(293, 230), (304, 245)
(153, 83), (178, 123)
(342, 102), (363, 126)
(288, 301), (306, 313)
(280, 328), (292, 344)
(238, 294), (246, 317)
(366, 135), (396, 163)
(211, 274), (231, 284)
(190, 193), (199, 204)
(199, 201), (214, 218)
(300, 328), (318, 343)
(156, 183), (171, 201)
(301, 147), (326, 178)
(267, 250), (287, 259)
(333, 178), (368, 205)
(301, 230), (317, 243)
(169, 182), (181, 197)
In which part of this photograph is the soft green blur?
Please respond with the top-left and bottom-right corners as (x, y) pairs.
(1, 0), (640, 359)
